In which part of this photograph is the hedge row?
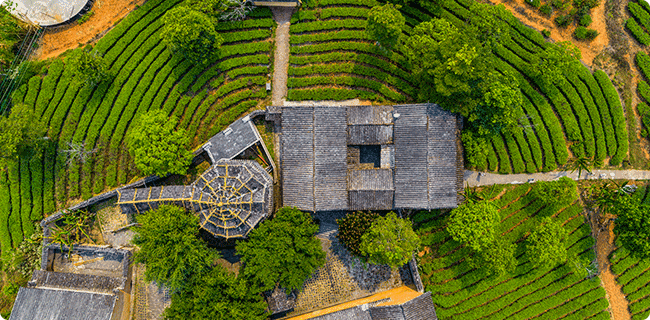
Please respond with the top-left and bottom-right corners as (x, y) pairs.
(566, 74), (607, 161)
(290, 51), (412, 83)
(638, 51), (650, 80)
(610, 236), (650, 320)
(289, 62), (413, 97)
(289, 19), (366, 33)
(0, 170), (12, 258)
(577, 69), (618, 157)
(8, 163), (22, 246)
(320, 7), (369, 19)
(595, 70), (629, 165)
(290, 30), (369, 44)
(415, 184), (606, 319)
(287, 87), (378, 101)
(627, 18), (650, 46)
(288, 75), (405, 102)
(630, 2), (650, 32)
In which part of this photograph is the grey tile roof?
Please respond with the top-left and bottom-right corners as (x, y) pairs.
(347, 125), (393, 145)
(282, 106), (316, 211)
(393, 105), (429, 209)
(204, 116), (260, 163)
(10, 287), (116, 320)
(29, 271), (125, 295)
(314, 107), (348, 211)
(281, 104), (459, 212)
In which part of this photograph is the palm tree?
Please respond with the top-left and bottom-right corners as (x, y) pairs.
(570, 156), (592, 179)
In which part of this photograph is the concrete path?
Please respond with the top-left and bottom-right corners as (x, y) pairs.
(464, 170), (650, 187)
(271, 7), (293, 106)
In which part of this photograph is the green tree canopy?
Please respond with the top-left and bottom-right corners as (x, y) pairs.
(336, 211), (380, 257)
(163, 266), (268, 320)
(132, 205), (218, 292)
(529, 177), (578, 211)
(0, 103), (47, 164)
(366, 4), (405, 49)
(359, 211), (420, 268)
(0, 5), (26, 72)
(126, 109), (193, 177)
(610, 194), (650, 259)
(236, 207), (326, 293)
(403, 18), (521, 137)
(66, 47), (110, 87)
(184, 0), (228, 17)
(526, 217), (569, 268)
(447, 201), (500, 252)
(160, 6), (224, 65)
(531, 41), (581, 86)
(469, 237), (516, 276)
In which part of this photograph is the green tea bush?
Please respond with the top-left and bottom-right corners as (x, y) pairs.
(629, 2), (650, 31)
(555, 14), (571, 27)
(539, 4), (552, 16)
(627, 18), (650, 46)
(579, 14), (592, 26)
(595, 70), (628, 165)
(574, 26), (599, 40)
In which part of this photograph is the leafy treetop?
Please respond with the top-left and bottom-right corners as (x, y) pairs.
(366, 4), (405, 49)
(526, 216), (569, 268)
(608, 193), (650, 259)
(132, 205), (218, 292)
(160, 6), (224, 65)
(66, 47), (110, 88)
(163, 266), (268, 320)
(529, 177), (578, 211)
(236, 207), (326, 293)
(447, 201), (500, 252)
(0, 103), (47, 165)
(359, 211), (420, 268)
(126, 109), (193, 177)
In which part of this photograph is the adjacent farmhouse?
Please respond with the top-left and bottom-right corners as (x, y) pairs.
(277, 103), (462, 212)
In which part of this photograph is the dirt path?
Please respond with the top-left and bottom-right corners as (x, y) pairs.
(271, 7), (293, 106)
(596, 222), (631, 320)
(489, 0), (608, 66)
(34, 0), (146, 60)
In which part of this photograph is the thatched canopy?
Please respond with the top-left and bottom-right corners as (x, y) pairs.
(117, 160), (273, 239)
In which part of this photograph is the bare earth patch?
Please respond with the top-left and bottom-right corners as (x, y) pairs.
(489, 0), (609, 66)
(35, 0), (146, 60)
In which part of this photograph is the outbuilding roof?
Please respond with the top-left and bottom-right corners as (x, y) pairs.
(10, 287), (116, 320)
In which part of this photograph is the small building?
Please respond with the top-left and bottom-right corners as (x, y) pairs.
(117, 159), (273, 239)
(279, 104), (462, 212)
(250, 0), (301, 7)
(10, 245), (131, 320)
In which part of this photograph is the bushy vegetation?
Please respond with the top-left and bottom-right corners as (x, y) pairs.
(0, 7), (26, 72)
(336, 210), (380, 256)
(416, 183), (609, 319)
(627, 1), (650, 45)
(236, 207), (326, 293)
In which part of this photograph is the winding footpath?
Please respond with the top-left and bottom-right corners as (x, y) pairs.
(464, 169), (650, 187)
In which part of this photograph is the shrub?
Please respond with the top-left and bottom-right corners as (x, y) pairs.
(337, 211), (380, 256)
(552, 0), (570, 9)
(574, 26), (599, 40)
(540, 4), (552, 16)
(579, 14), (592, 26)
(530, 177), (578, 211)
(626, 18), (650, 46)
(555, 14), (571, 27)
(78, 10), (94, 24)
(525, 0), (541, 8)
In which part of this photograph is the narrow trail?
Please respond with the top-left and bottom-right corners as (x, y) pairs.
(464, 169), (650, 187)
(271, 7), (293, 106)
(596, 222), (631, 320)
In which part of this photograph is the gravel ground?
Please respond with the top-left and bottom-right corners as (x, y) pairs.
(271, 7), (293, 106)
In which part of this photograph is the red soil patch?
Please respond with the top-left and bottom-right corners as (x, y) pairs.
(488, 0), (609, 67)
(35, 0), (146, 60)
